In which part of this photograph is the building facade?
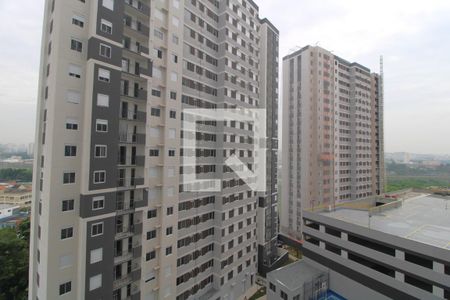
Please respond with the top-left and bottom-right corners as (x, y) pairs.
(301, 199), (450, 300)
(281, 46), (384, 240)
(29, 0), (278, 300)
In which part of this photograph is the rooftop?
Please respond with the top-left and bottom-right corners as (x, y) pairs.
(268, 260), (325, 291)
(0, 204), (18, 210)
(320, 194), (450, 250)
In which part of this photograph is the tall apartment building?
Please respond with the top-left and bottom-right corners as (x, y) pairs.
(281, 46), (384, 241)
(29, 0), (278, 300)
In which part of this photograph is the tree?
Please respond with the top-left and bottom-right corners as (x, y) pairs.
(17, 218), (30, 245)
(0, 228), (29, 300)
(0, 169), (32, 182)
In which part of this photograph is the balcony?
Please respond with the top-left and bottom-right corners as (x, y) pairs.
(139, 65), (152, 77)
(118, 177), (145, 188)
(116, 199), (144, 214)
(118, 155), (145, 167)
(115, 222), (143, 240)
(124, 0), (150, 17)
(320, 153), (334, 162)
(114, 249), (133, 265)
(124, 18), (150, 38)
(119, 133), (146, 145)
(120, 110), (146, 122)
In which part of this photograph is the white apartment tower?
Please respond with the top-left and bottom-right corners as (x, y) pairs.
(29, 0), (279, 300)
(281, 46), (384, 241)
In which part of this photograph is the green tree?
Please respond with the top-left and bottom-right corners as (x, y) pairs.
(0, 169), (32, 182)
(17, 218), (30, 245)
(0, 228), (29, 300)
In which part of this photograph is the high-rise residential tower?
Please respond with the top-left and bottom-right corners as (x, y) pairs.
(29, 0), (278, 300)
(280, 46), (384, 241)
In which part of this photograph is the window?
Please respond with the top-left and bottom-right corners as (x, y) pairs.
(64, 145), (77, 157)
(167, 207), (173, 215)
(172, 34), (179, 44)
(172, 53), (178, 63)
(166, 227), (173, 235)
(170, 72), (178, 82)
(93, 171), (106, 184)
(151, 89), (161, 97)
(154, 29), (164, 40)
(100, 19), (112, 34)
(59, 281), (72, 295)
(62, 199), (74, 212)
(147, 230), (156, 240)
(70, 38), (82, 52)
(170, 91), (177, 100)
(151, 107), (160, 116)
(61, 227), (73, 239)
(72, 15), (85, 28)
(168, 150), (175, 157)
(280, 290), (288, 300)
(63, 172), (75, 184)
(66, 90), (81, 104)
(68, 64), (81, 78)
(91, 223), (104, 237)
(97, 94), (109, 107)
(154, 48), (163, 59)
(99, 43), (111, 58)
(66, 119), (79, 130)
(98, 68), (110, 82)
(92, 196), (105, 210)
(169, 110), (176, 119)
(269, 282), (276, 292)
(147, 209), (157, 219)
(89, 274), (102, 291)
(166, 246), (172, 256)
(96, 119), (108, 132)
(149, 149), (159, 157)
(102, 0), (114, 10)
(90, 248), (103, 264)
(146, 250), (156, 261)
(94, 145), (107, 158)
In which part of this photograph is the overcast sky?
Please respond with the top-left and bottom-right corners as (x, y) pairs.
(0, 0), (449, 154)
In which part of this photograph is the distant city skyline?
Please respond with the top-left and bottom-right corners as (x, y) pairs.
(1, 0), (450, 154)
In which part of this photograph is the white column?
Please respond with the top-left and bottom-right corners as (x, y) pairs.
(432, 261), (444, 298)
(341, 232), (348, 258)
(395, 249), (404, 282)
(319, 225), (326, 249)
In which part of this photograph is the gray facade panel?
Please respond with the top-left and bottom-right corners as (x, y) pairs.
(85, 216), (116, 300)
(87, 37), (122, 67)
(96, 0), (125, 44)
(80, 191), (117, 218)
(88, 65), (121, 191)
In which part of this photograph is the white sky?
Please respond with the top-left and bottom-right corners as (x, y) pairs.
(0, 0), (449, 154)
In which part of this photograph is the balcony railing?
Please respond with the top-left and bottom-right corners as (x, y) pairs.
(124, 0), (150, 16)
(119, 133), (146, 144)
(118, 177), (144, 188)
(120, 110), (146, 122)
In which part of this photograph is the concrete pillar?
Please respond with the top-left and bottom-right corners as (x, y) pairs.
(319, 225), (326, 249)
(341, 250), (348, 259)
(432, 261), (444, 298)
(341, 232), (348, 241)
(395, 249), (404, 282)
(319, 224), (325, 233)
